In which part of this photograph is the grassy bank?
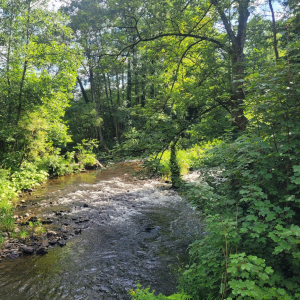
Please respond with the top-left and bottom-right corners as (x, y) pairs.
(146, 140), (220, 180)
(0, 140), (99, 242)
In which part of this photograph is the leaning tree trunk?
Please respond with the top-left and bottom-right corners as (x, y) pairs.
(77, 77), (90, 104)
(268, 0), (279, 60)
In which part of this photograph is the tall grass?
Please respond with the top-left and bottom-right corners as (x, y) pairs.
(151, 140), (221, 180)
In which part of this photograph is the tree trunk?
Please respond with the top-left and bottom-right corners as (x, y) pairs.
(107, 73), (114, 109)
(116, 72), (120, 142)
(211, 0), (250, 131)
(141, 70), (146, 107)
(103, 73), (115, 133)
(98, 126), (110, 153)
(133, 47), (139, 105)
(170, 140), (181, 188)
(77, 77), (90, 104)
(268, 0), (279, 60)
(122, 72), (125, 102)
(231, 48), (248, 131)
(150, 60), (155, 99)
(7, 36), (12, 123)
(88, 55), (109, 153)
(126, 53), (132, 108)
(17, 2), (31, 125)
(116, 72), (120, 106)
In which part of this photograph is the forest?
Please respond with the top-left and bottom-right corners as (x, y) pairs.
(0, 0), (300, 298)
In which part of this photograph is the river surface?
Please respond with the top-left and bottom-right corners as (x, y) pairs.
(0, 163), (202, 300)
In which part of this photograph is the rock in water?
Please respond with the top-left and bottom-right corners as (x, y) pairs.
(74, 228), (81, 235)
(21, 246), (35, 254)
(57, 239), (66, 247)
(36, 247), (48, 255)
(49, 239), (58, 245)
(47, 230), (57, 238)
(36, 242), (49, 255)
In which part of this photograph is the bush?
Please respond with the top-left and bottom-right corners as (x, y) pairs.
(74, 139), (99, 167)
(11, 161), (48, 190)
(147, 140), (220, 180)
(37, 149), (78, 176)
(178, 50), (300, 298)
(0, 214), (15, 232)
(0, 169), (16, 233)
(0, 139), (101, 235)
(179, 134), (300, 299)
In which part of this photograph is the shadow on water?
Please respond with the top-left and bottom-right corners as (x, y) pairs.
(0, 163), (202, 300)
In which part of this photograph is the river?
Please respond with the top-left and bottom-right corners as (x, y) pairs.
(0, 163), (202, 299)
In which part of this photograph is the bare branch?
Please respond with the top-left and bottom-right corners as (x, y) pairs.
(211, 0), (238, 48)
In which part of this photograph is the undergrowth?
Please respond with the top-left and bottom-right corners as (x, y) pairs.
(147, 140), (220, 180)
(178, 134), (300, 300)
(0, 139), (99, 240)
(139, 134), (300, 299)
(129, 284), (192, 300)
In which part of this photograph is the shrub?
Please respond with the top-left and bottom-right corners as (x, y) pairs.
(18, 230), (28, 239)
(0, 214), (15, 232)
(35, 148), (79, 176)
(129, 284), (192, 300)
(74, 139), (99, 167)
(179, 134), (300, 299)
(11, 161), (48, 190)
(0, 169), (16, 233)
(147, 140), (220, 180)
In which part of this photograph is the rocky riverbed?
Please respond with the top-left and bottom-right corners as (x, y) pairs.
(0, 163), (203, 299)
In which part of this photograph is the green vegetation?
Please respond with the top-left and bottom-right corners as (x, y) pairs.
(0, 139), (98, 237)
(129, 284), (192, 300)
(18, 229), (28, 239)
(1, 0), (300, 299)
(143, 41), (300, 298)
(29, 221), (45, 235)
(148, 141), (220, 180)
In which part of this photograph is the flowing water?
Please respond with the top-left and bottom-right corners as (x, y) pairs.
(0, 163), (202, 300)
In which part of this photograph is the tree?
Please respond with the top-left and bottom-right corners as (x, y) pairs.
(0, 0), (81, 166)
(104, 0), (255, 130)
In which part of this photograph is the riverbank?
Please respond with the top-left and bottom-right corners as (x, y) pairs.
(0, 140), (102, 242)
(0, 160), (108, 260)
(0, 150), (105, 245)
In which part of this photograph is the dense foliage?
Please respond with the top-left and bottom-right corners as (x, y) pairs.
(0, 0), (100, 236)
(1, 0), (300, 299)
(178, 40), (300, 299)
(132, 37), (300, 299)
